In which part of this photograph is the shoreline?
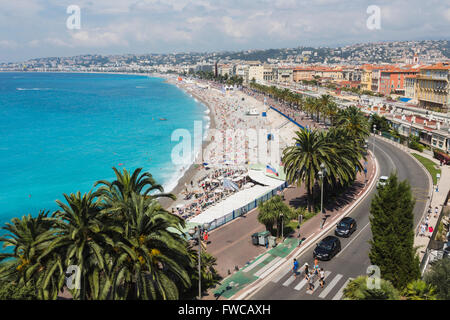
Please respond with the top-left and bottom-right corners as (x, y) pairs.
(158, 76), (217, 210)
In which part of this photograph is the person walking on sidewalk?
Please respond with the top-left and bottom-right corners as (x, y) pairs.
(435, 206), (439, 218)
(420, 223), (426, 237)
(319, 268), (325, 288)
(293, 259), (299, 278)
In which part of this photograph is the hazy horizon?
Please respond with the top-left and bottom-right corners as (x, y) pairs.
(1, 0), (449, 63)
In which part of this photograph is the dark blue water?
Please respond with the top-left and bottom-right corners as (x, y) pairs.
(0, 72), (207, 226)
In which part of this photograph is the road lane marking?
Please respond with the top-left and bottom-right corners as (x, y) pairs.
(319, 274), (343, 299)
(374, 142), (396, 172)
(258, 258), (287, 279)
(254, 257), (282, 277)
(332, 278), (353, 300)
(336, 223), (370, 258)
(306, 271), (331, 294)
(243, 253), (270, 273)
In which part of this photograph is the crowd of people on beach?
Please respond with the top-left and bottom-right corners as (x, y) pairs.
(242, 87), (326, 131)
(173, 166), (251, 219)
(169, 78), (322, 221)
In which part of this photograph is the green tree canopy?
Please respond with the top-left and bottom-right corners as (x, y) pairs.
(343, 276), (400, 300)
(368, 173), (420, 290)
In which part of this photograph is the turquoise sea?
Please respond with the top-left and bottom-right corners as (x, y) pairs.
(0, 72), (208, 227)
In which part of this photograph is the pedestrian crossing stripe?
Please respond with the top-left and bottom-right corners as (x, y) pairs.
(319, 274), (343, 298)
(332, 278), (353, 300)
(306, 271), (331, 294)
(271, 266), (292, 283)
(293, 278), (308, 291)
(254, 257), (282, 277)
(258, 258), (287, 279)
(243, 253), (270, 273)
(282, 275), (296, 287)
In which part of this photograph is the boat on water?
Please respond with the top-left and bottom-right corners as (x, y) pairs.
(159, 118), (167, 121)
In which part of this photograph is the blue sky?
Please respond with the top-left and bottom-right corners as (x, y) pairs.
(0, 0), (449, 63)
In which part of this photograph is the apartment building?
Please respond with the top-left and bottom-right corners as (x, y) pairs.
(293, 67), (315, 82)
(248, 65), (264, 83)
(416, 62), (450, 112)
(405, 75), (417, 103)
(378, 67), (419, 96)
(277, 67), (294, 83)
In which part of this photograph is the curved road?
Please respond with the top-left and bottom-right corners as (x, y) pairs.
(249, 137), (430, 300)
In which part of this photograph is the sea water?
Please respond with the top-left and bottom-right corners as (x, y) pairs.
(0, 72), (208, 228)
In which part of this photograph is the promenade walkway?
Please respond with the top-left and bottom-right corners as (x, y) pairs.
(204, 151), (376, 300)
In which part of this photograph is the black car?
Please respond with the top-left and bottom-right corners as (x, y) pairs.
(313, 236), (341, 261)
(335, 217), (357, 237)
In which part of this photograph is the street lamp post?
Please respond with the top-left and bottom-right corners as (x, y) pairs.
(280, 213), (284, 239)
(319, 163), (327, 230)
(373, 124), (377, 156)
(188, 222), (210, 300)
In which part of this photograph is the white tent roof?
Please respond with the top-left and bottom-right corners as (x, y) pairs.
(189, 172), (285, 225)
(247, 169), (284, 187)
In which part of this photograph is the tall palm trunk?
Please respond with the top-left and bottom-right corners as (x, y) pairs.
(306, 181), (313, 212)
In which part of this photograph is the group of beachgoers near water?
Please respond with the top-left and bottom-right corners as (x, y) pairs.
(161, 76), (312, 221)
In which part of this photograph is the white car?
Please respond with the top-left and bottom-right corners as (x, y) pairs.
(377, 176), (389, 188)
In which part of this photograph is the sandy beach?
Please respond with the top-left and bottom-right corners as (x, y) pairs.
(159, 75), (301, 221)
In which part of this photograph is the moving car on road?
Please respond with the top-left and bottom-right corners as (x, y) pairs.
(313, 236), (341, 261)
(335, 217), (357, 237)
(377, 176), (389, 188)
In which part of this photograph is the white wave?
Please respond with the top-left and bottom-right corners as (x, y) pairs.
(17, 88), (52, 91)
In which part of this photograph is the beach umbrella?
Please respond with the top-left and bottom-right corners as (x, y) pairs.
(212, 179), (219, 183)
(232, 177), (242, 182)
(176, 204), (183, 209)
(215, 188), (224, 193)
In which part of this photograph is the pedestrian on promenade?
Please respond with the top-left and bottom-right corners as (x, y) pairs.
(425, 216), (429, 229)
(429, 226), (434, 238)
(313, 259), (320, 275)
(319, 268), (325, 288)
(435, 206), (439, 218)
(293, 259), (299, 278)
(308, 271), (315, 292)
(304, 263), (309, 279)
(420, 224), (426, 237)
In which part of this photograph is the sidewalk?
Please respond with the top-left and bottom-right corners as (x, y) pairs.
(203, 151), (376, 300)
(377, 136), (450, 262)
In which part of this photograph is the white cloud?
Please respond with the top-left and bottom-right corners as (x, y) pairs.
(0, 0), (449, 62)
(0, 40), (18, 49)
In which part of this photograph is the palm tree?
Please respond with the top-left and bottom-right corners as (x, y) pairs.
(94, 167), (176, 206)
(336, 106), (370, 143)
(403, 280), (437, 300)
(38, 191), (116, 300)
(0, 211), (57, 297)
(257, 196), (294, 237)
(282, 129), (338, 212)
(343, 276), (400, 300)
(108, 194), (192, 300)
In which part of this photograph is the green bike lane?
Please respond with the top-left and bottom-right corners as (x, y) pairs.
(213, 237), (300, 299)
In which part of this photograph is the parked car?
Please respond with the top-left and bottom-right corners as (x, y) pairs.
(377, 176), (389, 188)
(335, 217), (357, 237)
(313, 236), (341, 261)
